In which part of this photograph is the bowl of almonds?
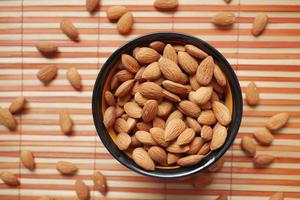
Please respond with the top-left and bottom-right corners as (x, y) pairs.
(92, 32), (242, 178)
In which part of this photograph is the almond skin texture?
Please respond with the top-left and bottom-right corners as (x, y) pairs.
(134, 66), (145, 82)
(114, 79), (135, 97)
(67, 67), (81, 90)
(177, 128), (196, 145)
(138, 82), (164, 100)
(135, 47), (160, 64)
(212, 101), (232, 126)
(241, 136), (256, 157)
(117, 12), (134, 35)
(192, 173), (213, 188)
(114, 118), (128, 133)
(189, 86), (213, 105)
(189, 75), (201, 90)
(0, 171), (19, 186)
(56, 161), (78, 175)
(150, 127), (169, 147)
(185, 44), (208, 59)
(178, 51), (198, 74)
(134, 92), (148, 106)
(165, 118), (186, 142)
(162, 89), (181, 103)
(197, 110), (217, 125)
(210, 124), (227, 150)
(163, 44), (178, 64)
(254, 128), (274, 145)
(124, 102), (142, 119)
(254, 154), (274, 168)
(213, 64), (227, 87)
(142, 62), (161, 80)
(59, 110), (73, 134)
(154, 0), (178, 11)
(148, 146), (167, 166)
(167, 141), (190, 153)
(162, 80), (188, 95)
(178, 100), (201, 118)
(142, 100), (158, 122)
(201, 125), (212, 141)
(177, 155), (204, 167)
(212, 12), (235, 27)
(37, 65), (57, 84)
(36, 41), (58, 54)
(252, 13), (268, 36)
(166, 110), (183, 125)
(9, 96), (25, 114)
(0, 107), (17, 130)
(115, 133), (131, 150)
(149, 41), (166, 53)
(86, 0), (98, 12)
(269, 192), (284, 200)
(135, 131), (157, 146)
(20, 150), (35, 170)
(246, 81), (260, 106)
(152, 117), (166, 129)
(196, 56), (215, 85)
(106, 6), (128, 21)
(132, 147), (155, 171)
(103, 106), (116, 129)
(104, 91), (116, 106)
(75, 179), (90, 200)
(121, 54), (140, 73)
(136, 122), (151, 132)
(60, 19), (79, 40)
(158, 57), (185, 84)
(266, 112), (289, 131)
(115, 70), (134, 82)
(92, 171), (107, 195)
(186, 117), (202, 134)
(187, 137), (204, 155)
(197, 142), (210, 155)
(167, 153), (181, 165)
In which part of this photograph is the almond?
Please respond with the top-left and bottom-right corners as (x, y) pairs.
(211, 78), (225, 94)
(163, 44), (178, 64)
(131, 81), (141, 95)
(201, 125), (213, 141)
(211, 91), (220, 102)
(254, 154), (274, 168)
(136, 122), (151, 132)
(177, 155), (204, 167)
(115, 106), (124, 117)
(110, 75), (120, 90)
(38, 196), (55, 200)
(104, 91), (116, 106)
(92, 171), (107, 195)
(186, 117), (202, 134)
(117, 12), (134, 35)
(177, 128), (195, 145)
(115, 133), (131, 150)
(167, 153), (181, 165)
(126, 117), (137, 132)
(157, 101), (173, 118)
(106, 6), (128, 21)
(212, 101), (232, 126)
(135, 66), (145, 82)
(189, 75), (201, 90)
(192, 173), (213, 188)
(135, 47), (160, 64)
(0, 171), (19, 186)
(187, 137), (204, 155)
(213, 64), (227, 87)
(224, 0), (231, 3)
(185, 44), (208, 59)
(56, 161), (78, 175)
(117, 94), (132, 106)
(9, 96), (25, 114)
(254, 128), (274, 145)
(216, 195), (228, 200)
(197, 110), (217, 125)
(20, 150), (35, 170)
(154, 0), (178, 10)
(134, 92), (148, 106)
(162, 89), (181, 103)
(86, 0), (98, 12)
(166, 110), (183, 125)
(114, 118), (128, 133)
(132, 147), (155, 171)
(210, 123), (227, 150)
(174, 45), (186, 52)
(252, 13), (268, 36)
(270, 192), (284, 200)
(0, 107), (17, 130)
(130, 134), (142, 148)
(152, 117), (166, 129)
(59, 110), (73, 134)
(148, 146), (167, 166)
(37, 65), (57, 83)
(266, 112), (289, 131)
(189, 86), (213, 105)
(103, 106), (116, 129)
(114, 79), (135, 97)
(162, 80), (188, 95)
(196, 56), (215, 85)
(178, 51), (198, 74)
(212, 12), (235, 27)
(60, 19), (79, 40)
(121, 54), (140, 73)
(135, 131), (157, 145)
(246, 81), (260, 106)
(178, 100), (201, 118)
(150, 127), (169, 147)
(138, 82), (164, 100)
(142, 62), (161, 80)
(124, 102), (142, 119)
(149, 41), (166, 53)
(167, 141), (190, 153)
(158, 57), (185, 83)
(75, 179), (90, 200)
(142, 100), (158, 122)
(115, 69), (135, 82)
(207, 156), (225, 172)
(197, 142), (210, 155)
(241, 136), (256, 157)
(36, 41), (58, 54)
(67, 67), (81, 90)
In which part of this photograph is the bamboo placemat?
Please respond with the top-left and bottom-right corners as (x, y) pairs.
(0, 0), (300, 199)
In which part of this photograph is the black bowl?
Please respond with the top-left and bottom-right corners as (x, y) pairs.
(92, 32), (242, 179)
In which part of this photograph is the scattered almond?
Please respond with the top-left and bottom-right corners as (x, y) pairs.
(212, 12), (235, 27)
(67, 67), (81, 90)
(254, 128), (274, 145)
(37, 65), (57, 84)
(60, 19), (79, 40)
(20, 150), (35, 170)
(117, 12), (134, 35)
(266, 112), (289, 131)
(75, 179), (90, 200)
(92, 171), (107, 195)
(36, 41), (58, 54)
(9, 96), (25, 114)
(269, 192), (284, 200)
(241, 136), (256, 157)
(56, 161), (78, 175)
(132, 147), (155, 171)
(0, 171), (19, 186)
(59, 110), (73, 134)
(154, 0), (178, 11)
(38, 196), (55, 200)
(86, 0), (98, 12)
(0, 107), (17, 130)
(252, 13), (268, 36)
(254, 154), (274, 168)
(106, 6), (128, 21)
(217, 195), (228, 200)
(246, 81), (260, 106)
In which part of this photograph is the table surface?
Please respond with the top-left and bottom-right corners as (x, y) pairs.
(0, 0), (300, 199)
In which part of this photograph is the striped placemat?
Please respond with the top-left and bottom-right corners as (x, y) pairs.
(0, 0), (299, 199)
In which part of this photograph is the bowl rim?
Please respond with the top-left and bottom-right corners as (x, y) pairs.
(92, 32), (243, 179)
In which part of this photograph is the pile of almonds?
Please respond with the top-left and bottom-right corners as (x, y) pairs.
(103, 41), (233, 170)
